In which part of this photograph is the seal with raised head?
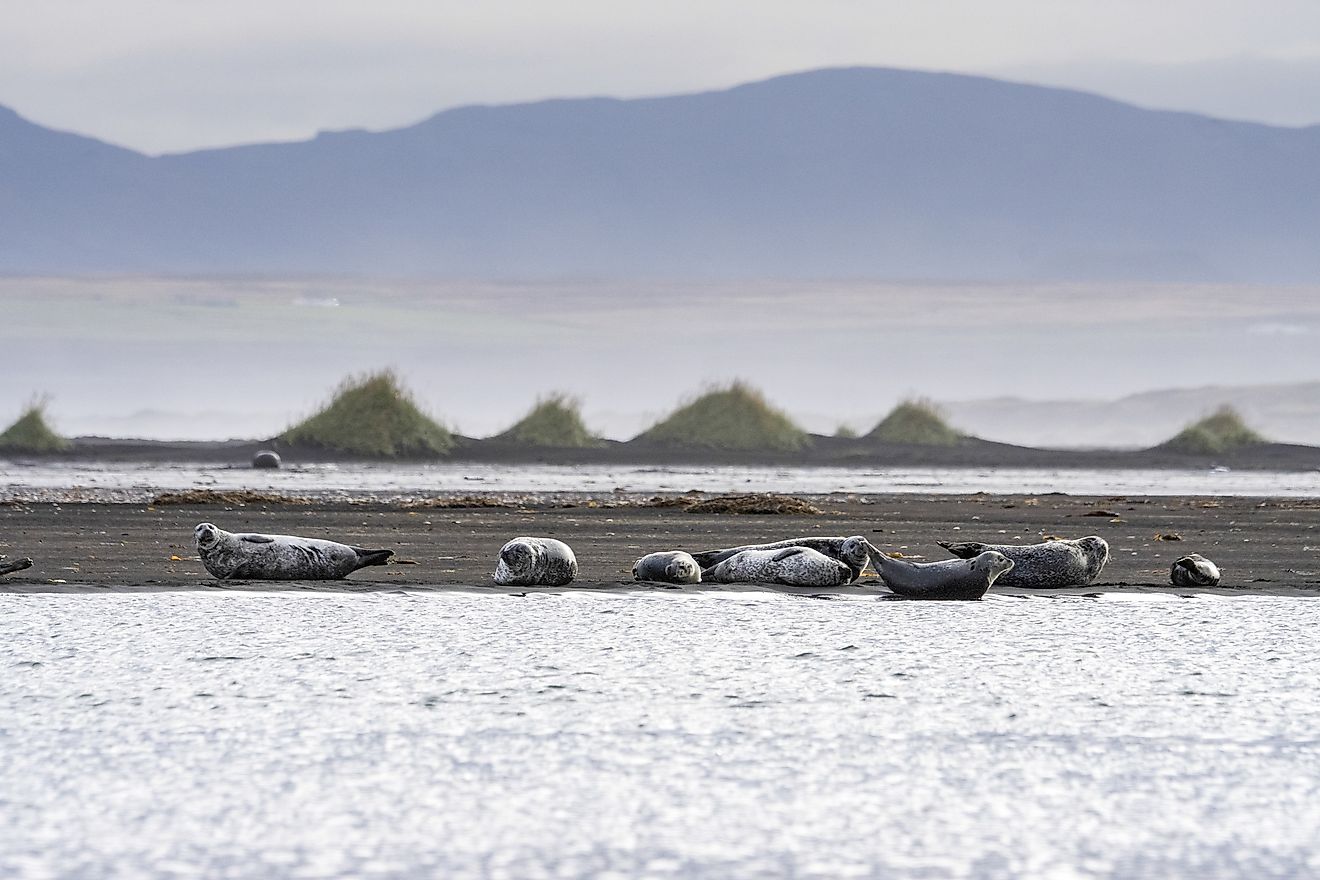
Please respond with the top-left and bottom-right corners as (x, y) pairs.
(0, 555), (33, 577)
(494, 537), (578, 587)
(1171, 553), (1221, 587)
(690, 536), (871, 583)
(936, 535), (1109, 588)
(193, 522), (392, 580)
(632, 550), (702, 584)
(702, 546), (853, 587)
(866, 540), (1013, 600)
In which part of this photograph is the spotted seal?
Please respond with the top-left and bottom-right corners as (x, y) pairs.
(936, 536), (1109, 588)
(0, 555), (33, 577)
(494, 537), (578, 586)
(866, 540), (1013, 600)
(690, 536), (871, 583)
(193, 522), (392, 580)
(702, 546), (853, 587)
(632, 551), (702, 584)
(1171, 553), (1221, 587)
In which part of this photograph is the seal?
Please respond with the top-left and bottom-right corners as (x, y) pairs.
(690, 536), (871, 582)
(193, 522), (392, 580)
(0, 555), (33, 577)
(494, 537), (578, 587)
(866, 540), (1013, 600)
(251, 450), (282, 469)
(1170, 553), (1221, 587)
(936, 535), (1109, 588)
(632, 550), (702, 584)
(702, 546), (853, 587)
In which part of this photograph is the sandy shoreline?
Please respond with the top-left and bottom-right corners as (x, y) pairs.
(3, 493), (1318, 596)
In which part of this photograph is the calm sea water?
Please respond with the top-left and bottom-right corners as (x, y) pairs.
(4, 460), (1320, 501)
(2, 591), (1318, 879)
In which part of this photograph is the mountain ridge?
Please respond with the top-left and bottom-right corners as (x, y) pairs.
(4, 66), (1318, 279)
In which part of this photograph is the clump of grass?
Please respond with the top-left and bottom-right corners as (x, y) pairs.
(834, 424), (859, 439)
(0, 398), (71, 453)
(634, 381), (809, 452)
(494, 393), (602, 448)
(866, 398), (963, 446)
(1160, 405), (1266, 454)
(280, 370), (453, 458)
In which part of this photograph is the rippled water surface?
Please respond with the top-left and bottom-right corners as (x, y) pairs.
(5, 460), (1320, 500)
(3, 592), (1319, 879)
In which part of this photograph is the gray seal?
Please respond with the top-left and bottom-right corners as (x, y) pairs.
(867, 540), (1013, 600)
(702, 546), (853, 587)
(690, 536), (871, 583)
(251, 450), (282, 469)
(193, 522), (393, 580)
(633, 551), (702, 584)
(936, 536), (1109, 588)
(0, 555), (34, 577)
(1171, 553), (1221, 587)
(495, 537), (578, 586)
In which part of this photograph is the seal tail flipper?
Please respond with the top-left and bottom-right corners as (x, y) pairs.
(0, 557), (34, 577)
(352, 548), (394, 569)
(937, 540), (984, 559)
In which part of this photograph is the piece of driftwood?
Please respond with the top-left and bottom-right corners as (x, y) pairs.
(0, 556), (34, 576)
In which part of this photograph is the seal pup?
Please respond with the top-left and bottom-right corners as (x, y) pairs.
(0, 555), (33, 577)
(936, 536), (1109, 588)
(690, 536), (871, 583)
(1171, 553), (1221, 587)
(865, 541), (1014, 600)
(632, 551), (702, 585)
(494, 537), (578, 587)
(702, 546), (852, 587)
(193, 522), (392, 580)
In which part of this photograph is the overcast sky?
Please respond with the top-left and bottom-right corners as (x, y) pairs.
(3, 1), (1319, 154)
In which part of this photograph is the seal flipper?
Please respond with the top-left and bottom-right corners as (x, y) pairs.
(351, 548), (394, 570)
(770, 547), (807, 561)
(241, 535), (276, 544)
(937, 540), (986, 559)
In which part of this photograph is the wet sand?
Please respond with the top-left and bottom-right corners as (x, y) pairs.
(3, 493), (1319, 596)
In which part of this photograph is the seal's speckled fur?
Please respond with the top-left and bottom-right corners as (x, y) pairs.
(494, 537), (578, 587)
(691, 536), (871, 583)
(937, 536), (1109, 588)
(702, 546), (852, 587)
(193, 522), (392, 580)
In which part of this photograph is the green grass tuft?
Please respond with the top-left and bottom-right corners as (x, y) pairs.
(634, 381), (810, 452)
(0, 399), (70, 453)
(1160, 405), (1266, 454)
(280, 370), (453, 457)
(495, 393), (602, 447)
(866, 399), (963, 446)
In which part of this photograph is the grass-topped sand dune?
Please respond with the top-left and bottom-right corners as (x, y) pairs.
(864, 399), (965, 446)
(631, 382), (811, 452)
(1156, 405), (1268, 455)
(279, 371), (454, 458)
(492, 394), (603, 448)
(0, 400), (70, 454)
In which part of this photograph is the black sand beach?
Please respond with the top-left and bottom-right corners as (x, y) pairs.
(3, 494), (1318, 596)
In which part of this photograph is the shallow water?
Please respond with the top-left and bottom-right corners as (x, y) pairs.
(4, 459), (1320, 502)
(3, 592), (1318, 879)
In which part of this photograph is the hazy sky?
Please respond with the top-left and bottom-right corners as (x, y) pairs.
(2, 1), (1319, 154)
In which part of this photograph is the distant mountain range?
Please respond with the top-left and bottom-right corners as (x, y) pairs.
(3, 67), (1319, 280)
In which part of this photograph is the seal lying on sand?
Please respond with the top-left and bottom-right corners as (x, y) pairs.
(0, 555), (33, 577)
(633, 551), (702, 584)
(702, 546), (853, 587)
(1171, 553), (1221, 587)
(495, 537), (578, 587)
(690, 536), (871, 583)
(194, 522), (392, 580)
(866, 541), (1013, 600)
(936, 536), (1109, 588)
